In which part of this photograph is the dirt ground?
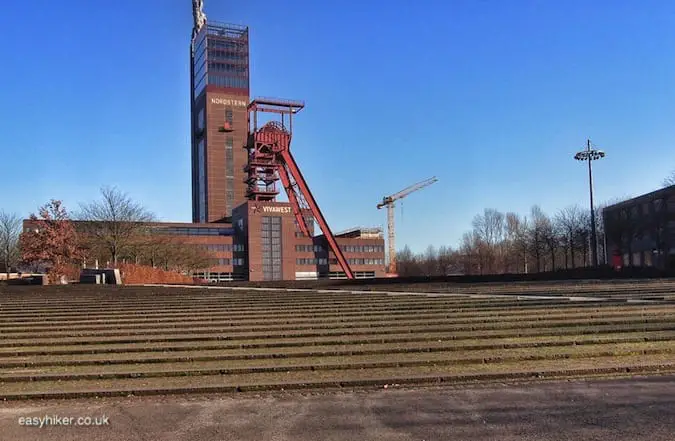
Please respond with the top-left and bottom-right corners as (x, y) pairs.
(0, 376), (673, 441)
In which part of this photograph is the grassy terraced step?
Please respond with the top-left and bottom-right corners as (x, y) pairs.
(0, 292), (599, 307)
(0, 300), (638, 323)
(0, 299), (560, 317)
(2, 310), (673, 336)
(0, 355), (673, 399)
(2, 314), (674, 341)
(2, 307), (674, 333)
(2, 330), (675, 359)
(2, 315), (673, 342)
(2, 342), (674, 382)
(1, 335), (674, 369)
(1, 322), (673, 350)
(0, 301), (646, 321)
(361, 282), (675, 291)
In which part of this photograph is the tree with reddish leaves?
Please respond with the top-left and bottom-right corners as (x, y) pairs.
(20, 200), (84, 282)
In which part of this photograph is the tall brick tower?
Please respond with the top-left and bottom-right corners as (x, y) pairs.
(190, 1), (250, 222)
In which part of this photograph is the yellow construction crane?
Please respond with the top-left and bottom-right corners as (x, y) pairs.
(377, 176), (438, 275)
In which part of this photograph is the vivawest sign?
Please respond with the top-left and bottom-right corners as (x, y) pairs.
(251, 205), (293, 214)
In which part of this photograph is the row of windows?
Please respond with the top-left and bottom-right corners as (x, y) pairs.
(217, 258), (230, 265)
(208, 61), (247, 74)
(296, 258), (385, 266)
(196, 243), (244, 252)
(208, 74), (248, 90)
(297, 258), (328, 265)
(158, 227), (234, 236)
(293, 244), (384, 253)
(207, 50), (247, 63)
(209, 39), (247, 51)
(296, 245), (325, 253)
(349, 258), (385, 265)
(340, 245), (384, 253)
(203, 244), (230, 252)
(610, 197), (675, 220)
(232, 258), (245, 266)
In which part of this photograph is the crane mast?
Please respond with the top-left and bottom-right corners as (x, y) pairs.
(377, 177), (438, 275)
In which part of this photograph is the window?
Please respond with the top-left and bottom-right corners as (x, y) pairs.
(218, 258), (231, 265)
(198, 139), (206, 222)
(197, 108), (205, 132)
(225, 109), (233, 125)
(227, 189), (234, 210)
(667, 196), (675, 213)
(207, 74), (248, 90)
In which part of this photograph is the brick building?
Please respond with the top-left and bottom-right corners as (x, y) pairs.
(603, 185), (675, 269)
(21, 17), (385, 282)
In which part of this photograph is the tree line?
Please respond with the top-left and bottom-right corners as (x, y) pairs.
(1, 172), (674, 280)
(0, 187), (215, 280)
(396, 203), (616, 277)
(396, 173), (675, 277)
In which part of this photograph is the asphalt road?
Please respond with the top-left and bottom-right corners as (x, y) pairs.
(0, 376), (673, 441)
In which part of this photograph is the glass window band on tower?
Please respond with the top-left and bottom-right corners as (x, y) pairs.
(192, 27), (208, 97)
(192, 22), (249, 97)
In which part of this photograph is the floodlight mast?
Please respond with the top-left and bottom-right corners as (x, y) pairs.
(574, 139), (606, 267)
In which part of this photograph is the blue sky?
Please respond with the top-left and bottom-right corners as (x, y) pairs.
(1, 0), (674, 252)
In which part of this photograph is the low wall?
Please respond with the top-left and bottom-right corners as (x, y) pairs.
(222, 266), (675, 289)
(117, 264), (202, 285)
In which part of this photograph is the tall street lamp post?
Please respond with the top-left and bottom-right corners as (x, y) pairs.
(574, 139), (605, 267)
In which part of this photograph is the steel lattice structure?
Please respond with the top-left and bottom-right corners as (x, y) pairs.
(242, 98), (354, 279)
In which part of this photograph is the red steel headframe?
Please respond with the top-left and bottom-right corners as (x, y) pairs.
(246, 98), (354, 279)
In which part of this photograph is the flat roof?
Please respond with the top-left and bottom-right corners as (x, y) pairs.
(603, 184), (675, 211)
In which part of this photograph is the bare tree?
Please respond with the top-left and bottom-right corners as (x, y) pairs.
(396, 246), (419, 277)
(78, 187), (155, 266)
(471, 209), (505, 273)
(0, 211), (22, 278)
(541, 215), (559, 271)
(420, 245), (438, 276)
(504, 212), (529, 273)
(555, 205), (584, 269)
(663, 170), (675, 187)
(528, 205), (548, 272)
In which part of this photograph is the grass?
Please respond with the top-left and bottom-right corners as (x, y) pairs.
(0, 282), (674, 399)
